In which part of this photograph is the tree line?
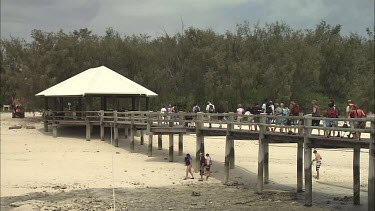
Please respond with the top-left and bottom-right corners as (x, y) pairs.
(1, 21), (374, 114)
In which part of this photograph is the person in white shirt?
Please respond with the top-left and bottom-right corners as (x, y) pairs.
(236, 104), (245, 129)
(206, 101), (215, 128)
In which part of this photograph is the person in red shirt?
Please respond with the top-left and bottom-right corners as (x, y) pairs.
(350, 104), (366, 140)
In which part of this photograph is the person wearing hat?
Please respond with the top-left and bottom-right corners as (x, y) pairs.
(312, 150), (322, 179)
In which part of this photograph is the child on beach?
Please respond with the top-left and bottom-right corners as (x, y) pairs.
(312, 150), (322, 179)
(199, 152), (206, 181)
(184, 153), (194, 180)
(205, 153), (212, 180)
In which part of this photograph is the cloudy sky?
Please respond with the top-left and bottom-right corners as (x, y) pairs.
(1, 0), (374, 40)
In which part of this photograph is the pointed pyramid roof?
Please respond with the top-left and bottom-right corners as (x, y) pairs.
(36, 66), (157, 97)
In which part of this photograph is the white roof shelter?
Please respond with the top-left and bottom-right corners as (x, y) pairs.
(36, 66), (157, 97)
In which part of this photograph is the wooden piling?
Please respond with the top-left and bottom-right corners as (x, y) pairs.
(369, 116), (375, 211)
(224, 114), (234, 183)
(227, 114), (235, 169)
(178, 112), (184, 156)
(304, 114), (313, 207)
(257, 114), (266, 194)
(114, 111), (118, 147)
(195, 112), (204, 171)
(297, 141), (303, 193)
(158, 114), (162, 150)
(124, 126), (128, 139)
(85, 118), (90, 141)
(100, 110), (104, 141)
(353, 147), (360, 205)
(44, 121), (48, 132)
(52, 125), (57, 138)
(140, 130), (144, 145)
(130, 112), (135, 153)
(147, 112), (153, 157)
(224, 135), (232, 184)
(264, 141), (269, 184)
(169, 134), (174, 162)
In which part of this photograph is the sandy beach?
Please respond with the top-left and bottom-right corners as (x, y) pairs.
(0, 112), (370, 210)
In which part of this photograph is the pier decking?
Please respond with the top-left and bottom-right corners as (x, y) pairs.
(43, 111), (374, 210)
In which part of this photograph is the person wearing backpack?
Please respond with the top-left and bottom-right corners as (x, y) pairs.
(205, 153), (212, 180)
(251, 103), (261, 131)
(183, 153), (194, 180)
(324, 101), (338, 138)
(191, 103), (200, 127)
(350, 104), (366, 140)
(206, 101), (215, 128)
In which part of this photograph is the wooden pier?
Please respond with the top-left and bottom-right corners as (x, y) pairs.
(43, 111), (374, 210)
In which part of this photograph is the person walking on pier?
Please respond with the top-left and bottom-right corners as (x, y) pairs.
(324, 101), (338, 138)
(312, 100), (321, 136)
(206, 101), (215, 128)
(345, 100), (354, 138)
(312, 150), (322, 179)
(184, 153), (194, 180)
(350, 104), (366, 140)
(236, 104), (245, 129)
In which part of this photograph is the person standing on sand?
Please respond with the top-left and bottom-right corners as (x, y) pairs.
(312, 150), (322, 179)
(199, 152), (206, 181)
(184, 153), (194, 180)
(205, 153), (212, 180)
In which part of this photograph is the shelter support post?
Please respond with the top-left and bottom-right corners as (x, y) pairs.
(146, 97), (149, 111)
(131, 97), (136, 111)
(304, 115), (313, 207)
(44, 98), (49, 132)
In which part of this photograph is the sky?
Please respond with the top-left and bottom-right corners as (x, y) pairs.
(1, 0), (374, 40)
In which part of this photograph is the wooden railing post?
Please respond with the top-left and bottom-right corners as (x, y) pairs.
(304, 114), (313, 207)
(225, 113), (234, 183)
(114, 111), (119, 147)
(257, 114), (266, 194)
(44, 111), (49, 132)
(195, 112), (204, 171)
(100, 110), (105, 141)
(178, 112), (184, 156)
(147, 112), (153, 157)
(368, 116), (374, 211)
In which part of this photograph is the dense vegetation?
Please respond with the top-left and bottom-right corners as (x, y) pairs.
(1, 21), (374, 113)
